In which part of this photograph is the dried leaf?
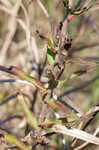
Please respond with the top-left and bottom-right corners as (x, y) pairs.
(53, 124), (99, 145)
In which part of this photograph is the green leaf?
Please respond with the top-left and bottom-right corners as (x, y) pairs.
(4, 132), (31, 150)
(70, 70), (86, 80)
(18, 94), (38, 128)
(47, 45), (56, 65)
(11, 66), (46, 92)
(57, 79), (67, 88)
(71, 0), (93, 16)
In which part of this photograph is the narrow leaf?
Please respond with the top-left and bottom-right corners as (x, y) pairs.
(47, 45), (56, 65)
(4, 132), (31, 150)
(18, 94), (38, 128)
(47, 98), (67, 113)
(11, 66), (46, 92)
(70, 70), (86, 80)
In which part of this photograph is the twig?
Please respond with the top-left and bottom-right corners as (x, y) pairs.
(39, 90), (51, 124)
(52, 124), (99, 145)
(71, 106), (99, 147)
(0, 0), (12, 8)
(0, 79), (15, 83)
(0, 2), (40, 66)
(31, 37), (40, 64)
(0, 93), (18, 106)
(20, 3), (31, 52)
(0, 65), (14, 75)
(37, 0), (49, 19)
(74, 127), (99, 150)
(82, 109), (99, 131)
(0, 115), (22, 125)
(57, 96), (80, 115)
(0, 0), (22, 65)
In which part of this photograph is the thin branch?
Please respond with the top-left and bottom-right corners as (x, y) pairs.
(57, 96), (79, 115)
(20, 3), (31, 52)
(0, 0), (12, 8)
(0, 65), (15, 75)
(37, 0), (50, 19)
(52, 124), (99, 145)
(0, 93), (18, 106)
(71, 105), (99, 148)
(82, 109), (99, 131)
(0, 115), (22, 125)
(74, 127), (99, 150)
(0, 79), (16, 83)
(31, 37), (40, 64)
(0, 0), (22, 64)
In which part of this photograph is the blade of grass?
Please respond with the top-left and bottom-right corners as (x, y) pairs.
(17, 94), (38, 128)
(4, 132), (31, 150)
(0, 65), (46, 92)
(11, 66), (46, 92)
